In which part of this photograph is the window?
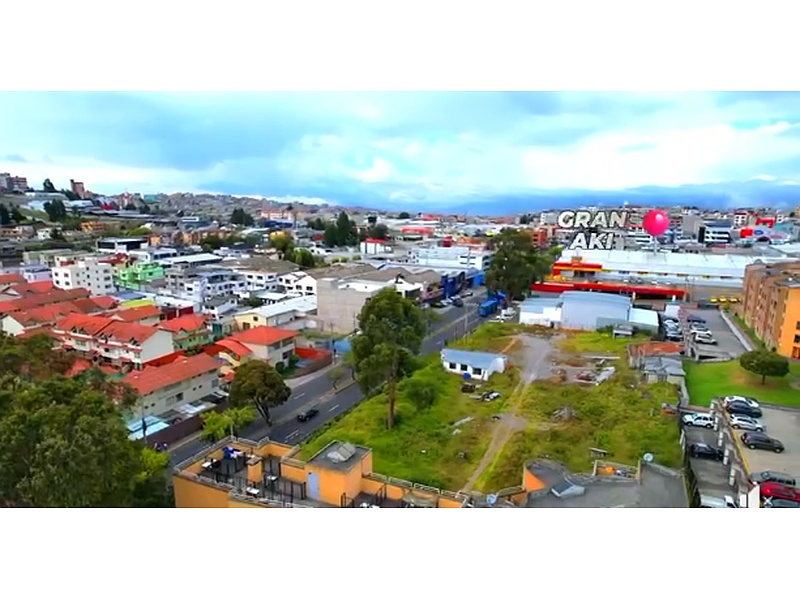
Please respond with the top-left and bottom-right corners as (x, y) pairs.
(448, 362), (456, 369)
(460, 364), (468, 372)
(795, 335), (800, 344)
(472, 367), (483, 376)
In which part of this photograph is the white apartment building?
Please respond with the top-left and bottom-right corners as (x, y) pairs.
(96, 237), (149, 254)
(128, 247), (179, 263)
(278, 271), (317, 295)
(733, 211), (750, 228)
(410, 246), (493, 271)
(51, 257), (116, 295)
(233, 268), (281, 292)
(539, 211), (560, 226)
(20, 264), (52, 283)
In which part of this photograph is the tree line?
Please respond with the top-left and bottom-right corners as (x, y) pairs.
(0, 334), (173, 507)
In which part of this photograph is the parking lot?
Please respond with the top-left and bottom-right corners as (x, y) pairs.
(676, 307), (747, 359)
(736, 406), (800, 478)
(683, 419), (742, 499)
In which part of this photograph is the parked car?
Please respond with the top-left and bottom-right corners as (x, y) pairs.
(452, 297), (464, 308)
(694, 333), (717, 345)
(741, 432), (784, 453)
(686, 315), (706, 323)
(729, 414), (765, 432)
(441, 298), (452, 306)
(665, 333), (684, 342)
(763, 498), (800, 508)
(690, 323), (710, 332)
(749, 471), (796, 487)
(461, 290), (473, 297)
(297, 408), (319, 422)
(682, 413), (715, 428)
(482, 391), (501, 401)
(722, 395), (760, 409)
(760, 482), (800, 502)
(725, 401), (762, 418)
(689, 443), (723, 461)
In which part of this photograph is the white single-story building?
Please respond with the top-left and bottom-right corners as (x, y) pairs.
(519, 297), (562, 326)
(440, 348), (507, 381)
(519, 291), (660, 333)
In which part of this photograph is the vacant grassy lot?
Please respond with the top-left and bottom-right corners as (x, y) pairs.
(684, 359), (800, 408)
(478, 330), (682, 492)
(300, 338), (520, 490)
(450, 321), (521, 353)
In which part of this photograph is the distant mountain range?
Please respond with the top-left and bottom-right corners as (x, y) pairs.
(402, 179), (800, 216)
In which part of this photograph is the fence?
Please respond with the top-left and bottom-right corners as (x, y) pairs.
(292, 347), (333, 378)
(141, 398), (230, 448)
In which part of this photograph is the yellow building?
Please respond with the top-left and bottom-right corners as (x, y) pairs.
(173, 437), (472, 508)
(741, 260), (800, 358)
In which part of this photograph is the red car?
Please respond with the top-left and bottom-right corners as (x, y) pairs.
(760, 482), (800, 502)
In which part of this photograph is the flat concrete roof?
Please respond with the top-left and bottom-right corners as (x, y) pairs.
(307, 441), (369, 473)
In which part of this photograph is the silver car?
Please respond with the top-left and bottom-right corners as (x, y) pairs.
(729, 414), (765, 432)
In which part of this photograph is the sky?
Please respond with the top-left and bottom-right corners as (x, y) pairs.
(2, 92), (800, 210)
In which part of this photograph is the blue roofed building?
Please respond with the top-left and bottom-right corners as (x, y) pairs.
(440, 348), (508, 381)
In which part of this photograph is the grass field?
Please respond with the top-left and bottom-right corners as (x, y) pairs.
(477, 330), (682, 492)
(299, 342), (520, 490)
(684, 359), (800, 408)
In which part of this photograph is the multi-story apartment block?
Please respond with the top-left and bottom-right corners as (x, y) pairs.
(409, 246), (493, 271)
(53, 314), (176, 369)
(277, 271), (317, 295)
(164, 266), (246, 301)
(96, 237), (149, 254)
(70, 179), (86, 198)
(51, 257), (116, 296)
(741, 260), (800, 359)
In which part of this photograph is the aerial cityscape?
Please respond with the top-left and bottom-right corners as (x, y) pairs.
(2, 91), (800, 509)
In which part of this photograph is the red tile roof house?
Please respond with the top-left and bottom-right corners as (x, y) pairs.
(157, 313), (213, 351)
(108, 304), (163, 326)
(53, 314), (175, 370)
(122, 353), (220, 417)
(0, 287), (92, 317)
(0, 296), (117, 337)
(207, 325), (297, 377)
(228, 325), (298, 367)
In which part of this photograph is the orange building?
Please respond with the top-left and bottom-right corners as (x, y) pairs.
(741, 260), (800, 358)
(173, 437), (472, 508)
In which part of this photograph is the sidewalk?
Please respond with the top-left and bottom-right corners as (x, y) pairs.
(286, 357), (345, 389)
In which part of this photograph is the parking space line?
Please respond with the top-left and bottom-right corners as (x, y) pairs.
(729, 420), (752, 474)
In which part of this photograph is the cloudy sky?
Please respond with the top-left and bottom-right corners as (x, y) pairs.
(1, 92), (799, 209)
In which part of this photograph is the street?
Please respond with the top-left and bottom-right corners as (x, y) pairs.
(169, 302), (483, 465)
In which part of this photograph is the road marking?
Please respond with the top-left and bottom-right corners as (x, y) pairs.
(294, 393), (306, 400)
(285, 429), (300, 439)
(328, 404), (339, 412)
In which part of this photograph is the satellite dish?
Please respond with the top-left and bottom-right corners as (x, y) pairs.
(487, 494), (498, 506)
(643, 453), (654, 463)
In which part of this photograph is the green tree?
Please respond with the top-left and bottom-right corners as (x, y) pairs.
(42, 178), (56, 193)
(485, 228), (554, 300)
(351, 288), (426, 429)
(201, 405), (257, 441)
(0, 205), (10, 226)
(739, 350), (790, 384)
(401, 375), (441, 410)
(229, 360), (291, 425)
(398, 211), (411, 219)
(326, 365), (347, 390)
(43, 199), (67, 222)
(323, 222), (339, 247)
(270, 233), (294, 259)
(336, 211), (358, 246)
(11, 206), (25, 222)
(292, 248), (316, 268)
(231, 208), (255, 227)
(363, 223), (389, 240)
(306, 217), (326, 230)
(0, 377), (142, 507)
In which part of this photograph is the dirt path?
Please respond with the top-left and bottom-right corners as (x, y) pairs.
(461, 335), (554, 493)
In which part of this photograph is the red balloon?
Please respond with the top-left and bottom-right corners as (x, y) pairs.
(642, 209), (669, 237)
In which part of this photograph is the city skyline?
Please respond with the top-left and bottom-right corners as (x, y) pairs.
(2, 92), (800, 211)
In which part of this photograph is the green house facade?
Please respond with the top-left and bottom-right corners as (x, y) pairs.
(115, 263), (165, 290)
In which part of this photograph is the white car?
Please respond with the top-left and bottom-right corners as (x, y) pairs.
(722, 395), (760, 409)
(729, 414), (765, 432)
(682, 413), (715, 428)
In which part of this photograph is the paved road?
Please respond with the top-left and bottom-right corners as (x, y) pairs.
(169, 302), (484, 465)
